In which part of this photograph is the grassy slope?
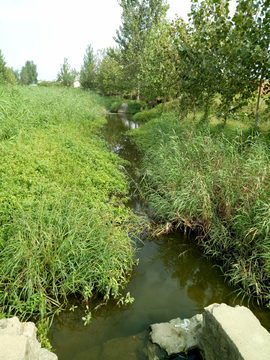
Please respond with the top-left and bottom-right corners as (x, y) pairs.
(130, 112), (270, 305)
(0, 86), (136, 327)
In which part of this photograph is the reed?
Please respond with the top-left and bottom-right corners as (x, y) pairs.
(130, 114), (270, 305)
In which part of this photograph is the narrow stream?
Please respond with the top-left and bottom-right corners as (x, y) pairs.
(49, 113), (270, 359)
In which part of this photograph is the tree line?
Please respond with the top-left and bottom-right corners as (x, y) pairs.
(1, 0), (269, 126)
(78, 0), (269, 126)
(0, 50), (38, 85)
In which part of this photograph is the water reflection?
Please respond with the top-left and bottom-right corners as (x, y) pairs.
(49, 113), (270, 360)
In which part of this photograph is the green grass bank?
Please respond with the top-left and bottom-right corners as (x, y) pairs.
(129, 114), (270, 306)
(0, 86), (137, 333)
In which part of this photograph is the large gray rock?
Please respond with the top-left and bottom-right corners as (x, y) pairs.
(118, 103), (129, 113)
(150, 314), (203, 355)
(0, 317), (57, 360)
(198, 303), (270, 360)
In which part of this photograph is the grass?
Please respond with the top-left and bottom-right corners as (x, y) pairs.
(98, 96), (149, 114)
(0, 85), (138, 339)
(129, 112), (270, 305)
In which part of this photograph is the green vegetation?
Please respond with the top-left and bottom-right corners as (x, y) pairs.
(56, 58), (77, 87)
(0, 86), (137, 331)
(0, 50), (17, 85)
(130, 113), (270, 305)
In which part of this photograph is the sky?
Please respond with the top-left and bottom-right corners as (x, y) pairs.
(0, 0), (236, 81)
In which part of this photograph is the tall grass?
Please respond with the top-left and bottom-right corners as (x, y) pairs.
(130, 114), (270, 305)
(0, 86), (137, 330)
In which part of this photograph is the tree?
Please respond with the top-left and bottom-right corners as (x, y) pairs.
(96, 48), (124, 95)
(0, 50), (7, 84)
(233, 0), (270, 127)
(140, 18), (184, 111)
(5, 68), (17, 84)
(114, 0), (168, 99)
(10, 68), (20, 82)
(57, 58), (77, 87)
(23, 61), (38, 84)
(80, 44), (97, 90)
(20, 67), (29, 85)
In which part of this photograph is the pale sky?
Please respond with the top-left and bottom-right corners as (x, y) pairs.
(0, 0), (236, 81)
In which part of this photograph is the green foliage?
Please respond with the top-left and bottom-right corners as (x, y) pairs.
(0, 86), (137, 326)
(130, 115), (270, 304)
(108, 98), (148, 114)
(0, 51), (17, 85)
(114, 0), (169, 98)
(22, 60), (38, 85)
(20, 67), (29, 85)
(57, 58), (77, 87)
(80, 44), (97, 90)
(96, 48), (124, 95)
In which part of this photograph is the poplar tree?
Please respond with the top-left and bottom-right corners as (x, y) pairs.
(80, 44), (97, 90)
(114, 0), (168, 99)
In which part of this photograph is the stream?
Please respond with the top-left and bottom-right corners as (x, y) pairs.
(49, 113), (270, 360)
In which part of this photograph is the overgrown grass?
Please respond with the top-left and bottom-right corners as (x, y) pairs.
(99, 96), (149, 114)
(0, 86), (137, 333)
(130, 114), (270, 305)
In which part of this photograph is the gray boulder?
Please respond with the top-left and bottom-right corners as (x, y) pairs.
(0, 317), (57, 360)
(150, 314), (203, 355)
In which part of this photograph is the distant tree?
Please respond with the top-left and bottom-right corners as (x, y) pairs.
(80, 44), (96, 90)
(57, 58), (77, 87)
(20, 67), (29, 85)
(5, 68), (17, 84)
(96, 48), (124, 95)
(23, 60), (38, 84)
(0, 50), (7, 84)
(10, 67), (20, 82)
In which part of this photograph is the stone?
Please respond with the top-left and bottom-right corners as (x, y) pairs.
(150, 314), (203, 356)
(118, 103), (129, 113)
(197, 303), (270, 360)
(38, 348), (58, 360)
(0, 317), (57, 360)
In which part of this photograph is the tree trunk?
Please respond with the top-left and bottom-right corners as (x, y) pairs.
(223, 102), (230, 129)
(193, 100), (196, 120)
(255, 70), (263, 128)
(163, 92), (166, 113)
(204, 94), (210, 122)
(137, 82), (140, 101)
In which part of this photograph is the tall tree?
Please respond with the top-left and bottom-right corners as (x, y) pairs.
(80, 44), (97, 90)
(20, 67), (29, 85)
(23, 60), (38, 84)
(233, 0), (270, 126)
(96, 48), (124, 95)
(57, 58), (77, 87)
(114, 0), (168, 99)
(140, 18), (185, 111)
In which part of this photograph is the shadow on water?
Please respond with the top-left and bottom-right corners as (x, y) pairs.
(49, 113), (270, 360)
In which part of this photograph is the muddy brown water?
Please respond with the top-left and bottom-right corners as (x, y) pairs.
(48, 113), (270, 360)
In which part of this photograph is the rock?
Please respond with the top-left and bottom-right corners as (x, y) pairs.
(150, 314), (203, 356)
(118, 103), (129, 113)
(197, 303), (270, 360)
(0, 317), (57, 360)
(38, 348), (58, 360)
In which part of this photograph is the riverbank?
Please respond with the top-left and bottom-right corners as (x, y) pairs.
(129, 114), (270, 306)
(0, 86), (138, 346)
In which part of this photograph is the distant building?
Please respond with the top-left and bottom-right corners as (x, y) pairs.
(74, 80), (80, 88)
